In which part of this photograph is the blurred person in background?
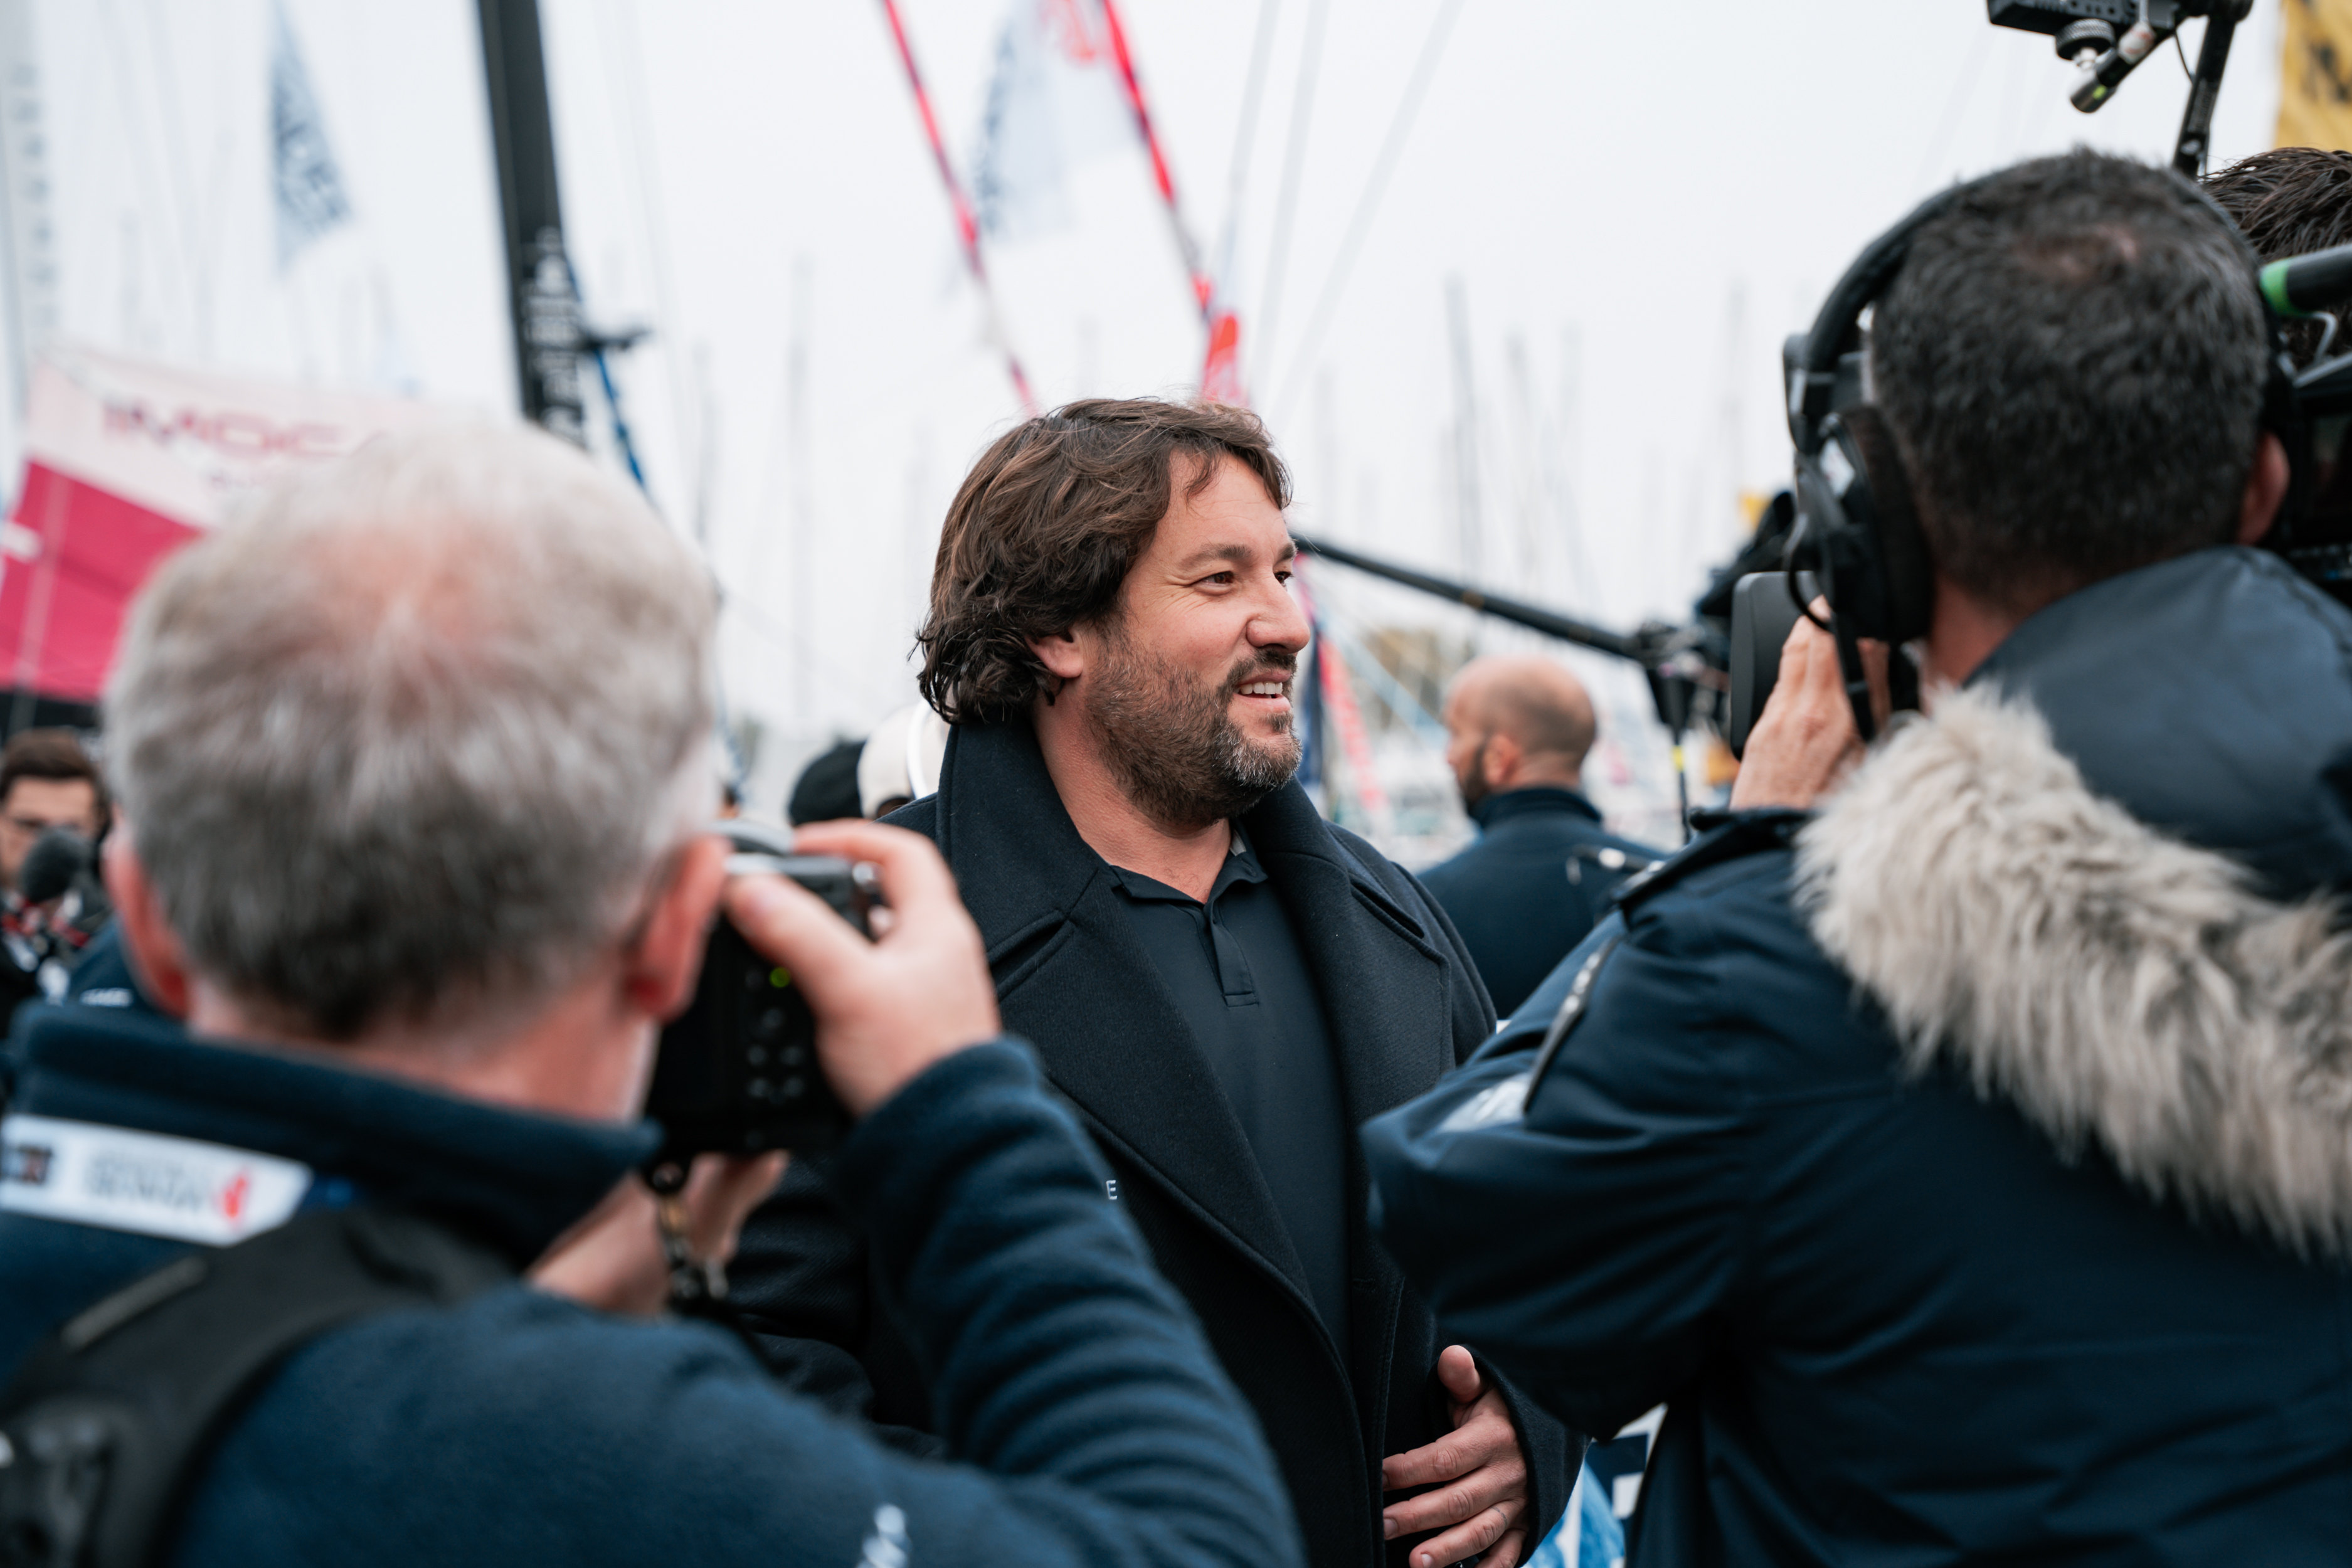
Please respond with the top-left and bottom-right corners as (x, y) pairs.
(0, 729), (105, 896)
(0, 728), (110, 1027)
(786, 738), (865, 825)
(732, 398), (1571, 1568)
(1419, 657), (1657, 1019)
(859, 701), (950, 819)
(0, 423), (1303, 1568)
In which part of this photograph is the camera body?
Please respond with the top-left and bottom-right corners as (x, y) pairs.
(642, 822), (871, 1163)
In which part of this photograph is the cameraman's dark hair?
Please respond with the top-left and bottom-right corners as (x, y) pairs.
(1872, 151), (2270, 617)
(918, 398), (1290, 725)
(0, 728), (105, 822)
(2205, 146), (2352, 368)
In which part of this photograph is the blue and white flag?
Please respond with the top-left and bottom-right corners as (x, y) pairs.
(968, 0), (1132, 244)
(271, 3), (351, 272)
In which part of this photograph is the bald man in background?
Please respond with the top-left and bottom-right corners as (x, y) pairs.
(1417, 656), (1659, 1017)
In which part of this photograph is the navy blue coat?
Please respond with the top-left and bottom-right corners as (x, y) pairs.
(1417, 787), (1660, 1018)
(1364, 548), (2352, 1565)
(0, 1007), (1303, 1568)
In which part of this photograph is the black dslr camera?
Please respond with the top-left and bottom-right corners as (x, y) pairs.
(642, 822), (874, 1163)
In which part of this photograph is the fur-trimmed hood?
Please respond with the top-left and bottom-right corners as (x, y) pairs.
(1797, 679), (2352, 1258)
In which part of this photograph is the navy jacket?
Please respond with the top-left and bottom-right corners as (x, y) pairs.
(1364, 548), (2352, 1565)
(1417, 787), (1658, 1018)
(0, 1007), (1303, 1568)
(732, 718), (1573, 1568)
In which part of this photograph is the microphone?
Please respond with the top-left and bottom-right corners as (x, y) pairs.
(2261, 244), (2352, 322)
(18, 828), (92, 905)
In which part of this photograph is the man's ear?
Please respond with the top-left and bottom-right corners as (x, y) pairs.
(621, 834), (731, 1025)
(102, 832), (193, 1019)
(1480, 731), (1523, 791)
(2238, 431), (2292, 546)
(1029, 626), (1089, 684)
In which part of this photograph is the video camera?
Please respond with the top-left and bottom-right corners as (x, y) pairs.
(641, 821), (869, 1168)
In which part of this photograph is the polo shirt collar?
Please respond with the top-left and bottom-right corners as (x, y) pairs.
(1104, 821), (1269, 907)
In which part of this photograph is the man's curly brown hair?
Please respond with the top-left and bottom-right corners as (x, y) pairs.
(916, 398), (1291, 726)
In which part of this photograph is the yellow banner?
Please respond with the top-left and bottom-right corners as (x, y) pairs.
(2280, 0), (2352, 149)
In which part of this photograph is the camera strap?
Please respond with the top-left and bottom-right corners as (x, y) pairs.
(0, 1204), (510, 1568)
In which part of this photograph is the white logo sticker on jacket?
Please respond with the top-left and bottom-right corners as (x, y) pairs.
(0, 1114), (312, 1244)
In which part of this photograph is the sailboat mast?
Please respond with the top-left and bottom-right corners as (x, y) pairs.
(475, 0), (586, 443)
(0, 0), (52, 419)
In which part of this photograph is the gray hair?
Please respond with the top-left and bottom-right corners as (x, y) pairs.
(107, 422), (718, 1041)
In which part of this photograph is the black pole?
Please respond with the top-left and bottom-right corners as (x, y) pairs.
(2173, 4), (2247, 179)
(477, 0), (586, 443)
(1290, 532), (1642, 660)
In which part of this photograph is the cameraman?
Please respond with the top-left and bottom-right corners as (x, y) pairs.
(0, 426), (1302, 1567)
(1360, 151), (2352, 1561)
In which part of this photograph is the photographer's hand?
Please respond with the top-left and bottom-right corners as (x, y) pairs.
(725, 820), (1000, 1116)
(1730, 601), (1890, 812)
(532, 1151), (787, 1316)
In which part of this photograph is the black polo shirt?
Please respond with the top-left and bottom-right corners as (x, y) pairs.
(1107, 826), (1350, 1350)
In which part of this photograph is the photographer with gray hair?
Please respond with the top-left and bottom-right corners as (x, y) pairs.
(0, 424), (1301, 1568)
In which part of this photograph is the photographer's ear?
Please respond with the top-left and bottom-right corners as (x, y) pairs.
(102, 830), (192, 1020)
(2239, 432), (2292, 546)
(623, 835), (731, 1024)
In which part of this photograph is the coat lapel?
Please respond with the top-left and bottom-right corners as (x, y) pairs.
(1242, 783), (1456, 1128)
(931, 721), (1318, 1311)
(1241, 782), (1455, 1438)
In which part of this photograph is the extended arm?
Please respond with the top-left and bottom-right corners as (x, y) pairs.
(1361, 904), (1749, 1443)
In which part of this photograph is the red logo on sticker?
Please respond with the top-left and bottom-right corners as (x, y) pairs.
(219, 1169), (249, 1222)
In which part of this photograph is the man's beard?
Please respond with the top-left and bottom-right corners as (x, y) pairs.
(1086, 628), (1302, 835)
(1455, 736), (1493, 811)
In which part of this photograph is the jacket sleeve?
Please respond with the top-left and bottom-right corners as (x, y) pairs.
(1360, 899), (1752, 1445)
(726, 1153), (947, 1456)
(813, 1039), (1305, 1567)
(188, 1040), (1305, 1568)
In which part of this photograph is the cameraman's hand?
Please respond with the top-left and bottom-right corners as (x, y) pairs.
(724, 820), (999, 1117)
(531, 1152), (786, 1317)
(1730, 601), (1890, 812)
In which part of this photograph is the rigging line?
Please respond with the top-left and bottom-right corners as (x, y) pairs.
(1251, 0), (1328, 384)
(89, 0), (198, 346)
(876, 0), (1041, 415)
(602, 0), (697, 520)
(140, 0), (209, 359)
(1098, 0), (1216, 321)
(1268, 0), (1468, 417)
(1909, 24), (1993, 196)
(1212, 0), (1283, 292)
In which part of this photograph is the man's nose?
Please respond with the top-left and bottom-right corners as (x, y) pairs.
(1251, 580), (1312, 652)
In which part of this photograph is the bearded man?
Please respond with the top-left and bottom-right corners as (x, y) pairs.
(731, 400), (1570, 1568)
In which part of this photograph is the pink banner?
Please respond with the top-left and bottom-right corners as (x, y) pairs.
(0, 342), (445, 701)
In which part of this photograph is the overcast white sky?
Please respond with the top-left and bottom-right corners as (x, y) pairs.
(19, 0), (2291, 809)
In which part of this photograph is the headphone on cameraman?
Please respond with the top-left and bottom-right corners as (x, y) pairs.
(1779, 167), (2307, 741)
